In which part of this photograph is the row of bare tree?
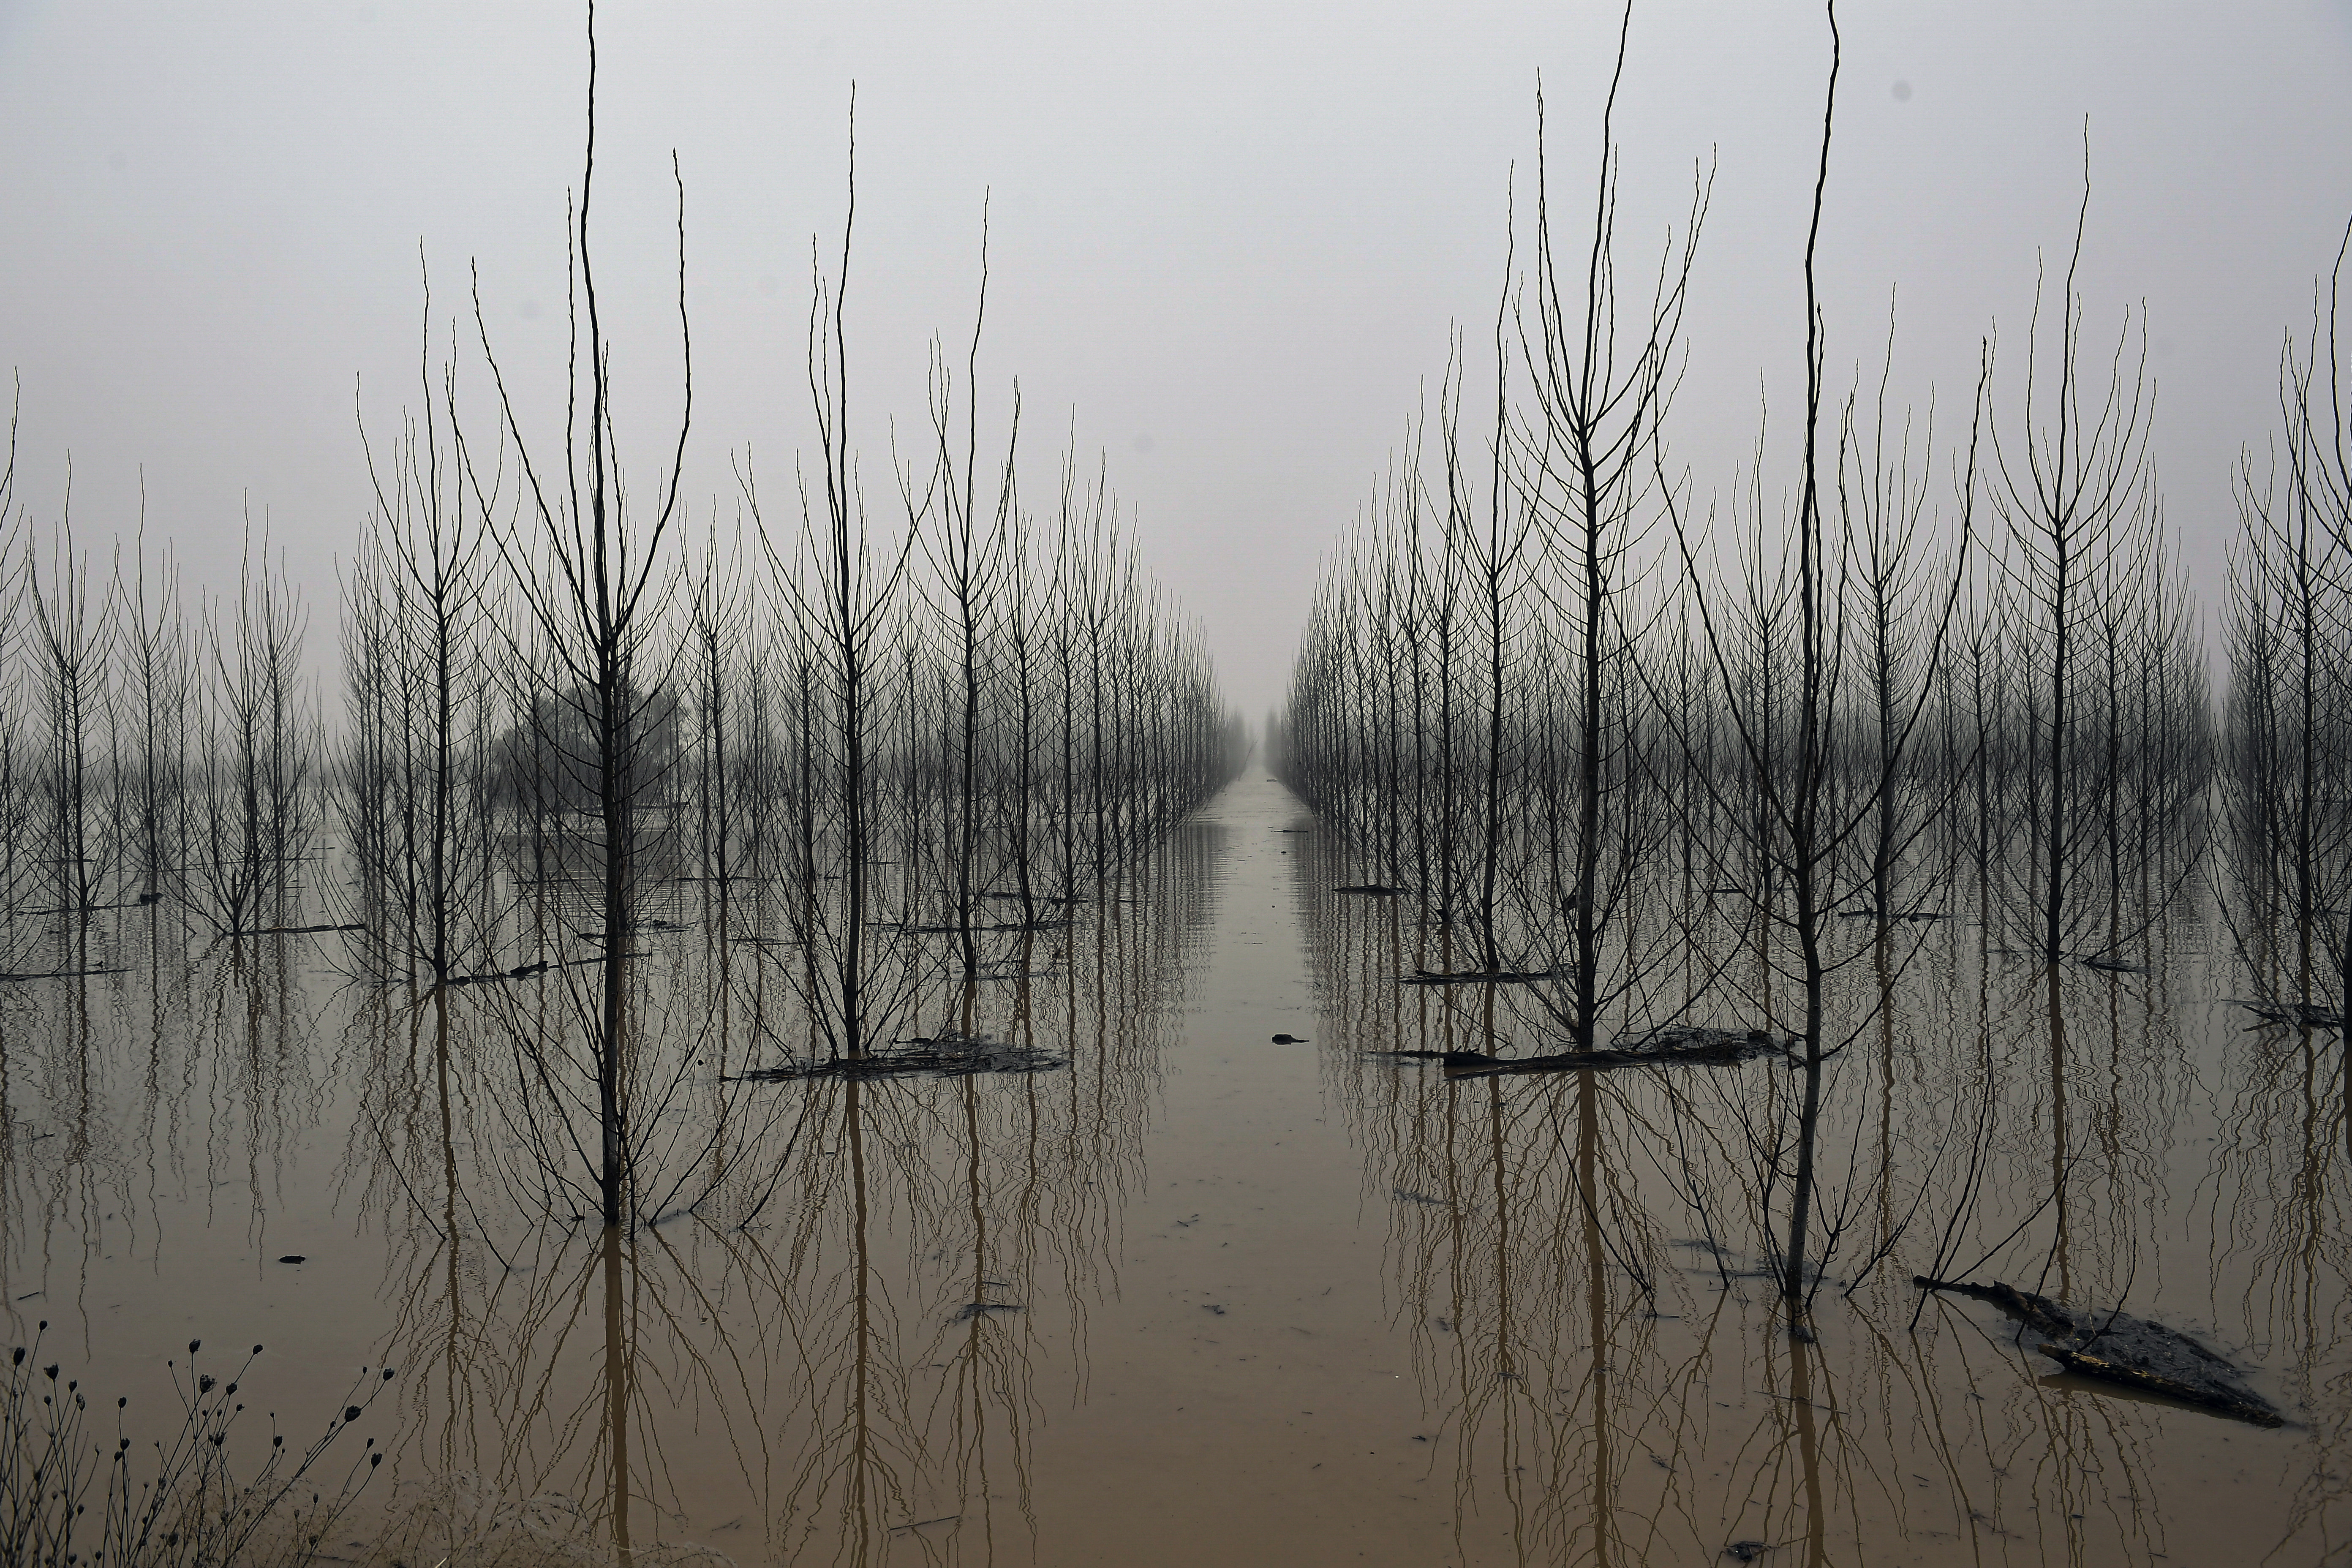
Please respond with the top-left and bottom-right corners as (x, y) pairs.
(0, 75), (1243, 1239)
(0, 442), (316, 969)
(1279, 2), (2347, 1307)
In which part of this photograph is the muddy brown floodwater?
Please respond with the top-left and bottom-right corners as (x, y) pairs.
(5, 772), (2347, 1565)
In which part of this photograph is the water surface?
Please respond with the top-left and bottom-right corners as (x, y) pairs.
(5, 773), (2342, 1565)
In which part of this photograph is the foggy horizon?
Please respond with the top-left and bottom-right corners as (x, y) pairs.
(4, 2), (2349, 718)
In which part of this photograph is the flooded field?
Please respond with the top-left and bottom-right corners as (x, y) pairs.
(4, 770), (2344, 1566)
(7, 1), (2352, 1564)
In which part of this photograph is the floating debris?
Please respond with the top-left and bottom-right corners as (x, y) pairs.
(1398, 967), (1554, 986)
(1369, 1049), (1511, 1070)
(2236, 998), (2344, 1030)
(951, 1301), (1021, 1323)
(22, 893), (163, 915)
(0, 966), (131, 982)
(1429, 1027), (1791, 1078)
(573, 921), (685, 940)
(733, 1032), (1067, 1082)
(1270, 1033), (1308, 1044)
(1914, 1276), (2282, 1426)
(1333, 884), (1406, 896)
(447, 960), (553, 986)
(871, 918), (1068, 935)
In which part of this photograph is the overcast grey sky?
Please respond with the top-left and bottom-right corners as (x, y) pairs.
(3, 1), (2348, 717)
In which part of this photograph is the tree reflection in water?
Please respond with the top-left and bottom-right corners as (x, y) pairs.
(1302, 800), (2321, 1565)
(291, 822), (1214, 1564)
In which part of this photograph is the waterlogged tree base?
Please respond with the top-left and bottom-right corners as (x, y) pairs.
(1914, 1277), (2284, 1427)
(734, 1032), (1068, 1081)
(1373, 1027), (1793, 1078)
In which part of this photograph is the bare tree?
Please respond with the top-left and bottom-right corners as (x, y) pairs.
(348, 280), (500, 986)
(747, 91), (915, 1065)
(906, 207), (1018, 985)
(461, 4), (692, 1228)
(2226, 212), (2352, 1028)
(1515, 7), (1707, 1037)
(1988, 132), (2159, 963)
(26, 489), (116, 924)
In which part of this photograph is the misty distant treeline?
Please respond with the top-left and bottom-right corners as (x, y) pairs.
(0, 325), (1240, 954)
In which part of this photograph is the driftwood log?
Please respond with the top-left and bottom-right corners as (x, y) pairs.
(1915, 1276), (2283, 1427)
(2236, 998), (2345, 1029)
(1398, 968), (1554, 986)
(1372, 1028), (1790, 1078)
(734, 1032), (1066, 1082)
(1444, 1028), (1789, 1077)
(0, 966), (131, 982)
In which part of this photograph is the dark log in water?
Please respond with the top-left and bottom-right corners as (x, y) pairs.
(0, 967), (131, 982)
(1398, 967), (1554, 985)
(1369, 1049), (1522, 1069)
(2235, 999), (2345, 1029)
(1440, 1027), (1791, 1077)
(446, 961), (554, 985)
(733, 1033), (1067, 1081)
(1370, 1028), (1790, 1077)
(1914, 1277), (2283, 1426)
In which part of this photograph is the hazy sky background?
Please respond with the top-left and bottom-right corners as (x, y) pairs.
(3, 1), (2348, 719)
